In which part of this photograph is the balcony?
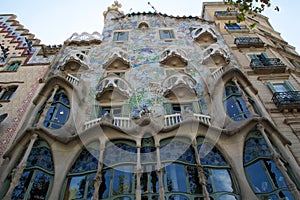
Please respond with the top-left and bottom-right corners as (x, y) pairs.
(272, 91), (300, 112)
(66, 73), (79, 86)
(234, 37), (264, 48)
(214, 11), (238, 19)
(250, 58), (286, 74)
(159, 46), (188, 68)
(84, 113), (211, 130)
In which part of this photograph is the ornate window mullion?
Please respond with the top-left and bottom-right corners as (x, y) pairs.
(257, 124), (300, 198)
(3, 134), (38, 200)
(37, 85), (60, 125)
(232, 78), (255, 115)
(136, 145), (142, 200)
(156, 144), (165, 200)
(92, 143), (105, 200)
(192, 140), (210, 200)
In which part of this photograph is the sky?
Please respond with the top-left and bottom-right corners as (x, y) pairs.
(0, 0), (299, 52)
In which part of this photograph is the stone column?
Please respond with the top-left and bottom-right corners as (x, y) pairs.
(156, 144), (164, 200)
(257, 124), (300, 198)
(136, 145), (142, 200)
(192, 140), (210, 200)
(36, 85), (60, 125)
(3, 134), (38, 200)
(92, 143), (105, 200)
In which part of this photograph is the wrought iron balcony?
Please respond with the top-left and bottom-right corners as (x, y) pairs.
(250, 58), (286, 74)
(234, 37), (264, 48)
(214, 11), (238, 19)
(272, 91), (300, 111)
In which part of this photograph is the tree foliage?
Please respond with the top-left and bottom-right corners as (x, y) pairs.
(224, 0), (279, 23)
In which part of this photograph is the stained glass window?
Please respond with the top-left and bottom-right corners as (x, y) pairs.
(11, 140), (54, 200)
(64, 142), (100, 200)
(43, 88), (70, 129)
(244, 131), (295, 199)
(224, 81), (250, 121)
(197, 137), (239, 199)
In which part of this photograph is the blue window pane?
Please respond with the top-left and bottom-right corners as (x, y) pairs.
(187, 166), (202, 194)
(159, 30), (175, 39)
(166, 164), (187, 193)
(87, 174), (95, 200)
(198, 145), (228, 166)
(113, 166), (133, 195)
(29, 171), (52, 200)
(218, 194), (238, 200)
(210, 169), (234, 192)
(279, 190), (294, 200)
(245, 161), (273, 193)
(226, 98), (240, 118)
(12, 171), (32, 200)
(114, 197), (131, 200)
(67, 176), (87, 199)
(70, 149), (99, 174)
(265, 160), (287, 188)
(99, 170), (111, 198)
(168, 194), (189, 200)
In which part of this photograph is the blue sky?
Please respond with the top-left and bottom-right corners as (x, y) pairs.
(1, 0), (299, 52)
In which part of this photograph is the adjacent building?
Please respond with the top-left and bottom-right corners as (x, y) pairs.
(0, 2), (299, 200)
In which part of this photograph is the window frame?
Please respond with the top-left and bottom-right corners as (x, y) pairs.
(159, 29), (176, 41)
(5, 61), (21, 72)
(0, 85), (18, 101)
(112, 30), (130, 42)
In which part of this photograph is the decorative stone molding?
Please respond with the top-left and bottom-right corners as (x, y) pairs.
(192, 24), (217, 44)
(162, 72), (196, 96)
(159, 46), (188, 67)
(202, 44), (230, 66)
(102, 47), (131, 70)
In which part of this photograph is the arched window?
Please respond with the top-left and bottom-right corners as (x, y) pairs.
(160, 138), (202, 200)
(63, 142), (100, 200)
(43, 88), (70, 129)
(224, 81), (250, 121)
(11, 140), (54, 200)
(244, 131), (295, 199)
(197, 137), (239, 199)
(141, 137), (159, 199)
(101, 140), (137, 200)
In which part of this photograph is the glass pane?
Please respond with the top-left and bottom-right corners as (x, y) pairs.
(279, 190), (294, 200)
(27, 146), (54, 172)
(218, 194), (237, 200)
(273, 84), (288, 92)
(29, 170), (52, 200)
(265, 160), (287, 188)
(87, 174), (95, 200)
(141, 147), (156, 163)
(151, 171), (159, 193)
(12, 171), (32, 200)
(55, 104), (69, 124)
(159, 30), (174, 39)
(70, 149), (99, 174)
(99, 170), (111, 198)
(113, 166), (133, 195)
(67, 176), (87, 199)
(141, 172), (148, 194)
(104, 143), (137, 166)
(166, 164), (187, 193)
(168, 194), (189, 200)
(187, 166), (202, 194)
(160, 141), (191, 163)
(225, 98), (241, 119)
(244, 137), (271, 164)
(245, 161), (273, 193)
(210, 169), (234, 192)
(113, 197), (131, 200)
(198, 145), (228, 166)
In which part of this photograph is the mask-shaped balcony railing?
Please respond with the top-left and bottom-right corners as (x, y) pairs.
(103, 47), (130, 70)
(159, 46), (188, 67)
(192, 25), (217, 44)
(65, 32), (103, 45)
(272, 91), (300, 111)
(202, 44), (230, 66)
(162, 73), (196, 93)
(234, 37), (264, 48)
(250, 58), (286, 74)
(96, 74), (131, 100)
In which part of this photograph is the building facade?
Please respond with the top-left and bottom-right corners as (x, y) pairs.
(0, 2), (300, 200)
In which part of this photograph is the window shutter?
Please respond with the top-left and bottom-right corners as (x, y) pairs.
(284, 81), (296, 91)
(260, 52), (268, 59)
(163, 102), (173, 115)
(121, 103), (131, 117)
(94, 104), (102, 118)
(192, 101), (201, 114)
(266, 82), (276, 93)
